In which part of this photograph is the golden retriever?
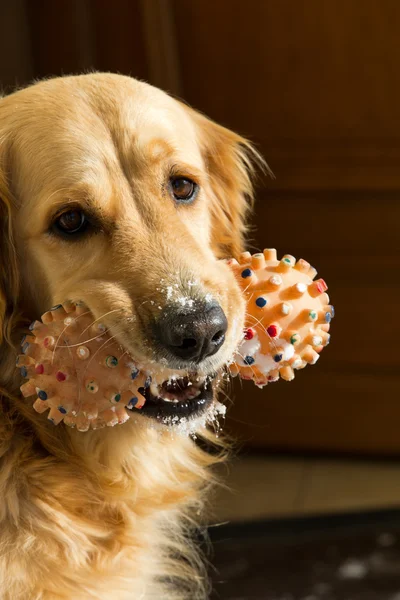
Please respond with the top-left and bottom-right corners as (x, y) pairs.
(0, 73), (264, 599)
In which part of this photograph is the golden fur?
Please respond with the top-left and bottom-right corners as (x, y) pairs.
(0, 73), (263, 599)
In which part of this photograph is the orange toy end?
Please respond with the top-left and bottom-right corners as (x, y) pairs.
(227, 250), (334, 387)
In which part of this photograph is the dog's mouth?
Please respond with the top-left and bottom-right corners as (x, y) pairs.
(138, 374), (215, 422)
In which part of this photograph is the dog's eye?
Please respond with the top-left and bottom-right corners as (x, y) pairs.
(169, 177), (198, 203)
(53, 210), (89, 236)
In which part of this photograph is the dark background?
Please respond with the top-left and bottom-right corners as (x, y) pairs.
(1, 0), (399, 455)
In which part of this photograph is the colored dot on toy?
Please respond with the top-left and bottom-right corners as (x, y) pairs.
(325, 334), (331, 345)
(56, 371), (66, 382)
(111, 393), (121, 404)
(295, 282), (307, 294)
(92, 322), (107, 338)
(20, 367), (28, 378)
(295, 258), (311, 272)
(244, 328), (255, 340)
(77, 345), (90, 360)
(29, 321), (36, 331)
(269, 275), (282, 286)
(308, 310), (317, 321)
(331, 306), (335, 318)
(312, 335), (323, 347)
(145, 376), (152, 388)
(315, 279), (328, 294)
(325, 312), (332, 323)
(105, 355), (118, 368)
(291, 358), (303, 369)
(86, 380), (98, 394)
(43, 336), (55, 349)
(281, 302), (292, 315)
(131, 367), (139, 380)
(50, 304), (63, 311)
(22, 342), (29, 354)
(267, 325), (278, 338)
(283, 258), (291, 264)
(256, 296), (267, 308)
(58, 406), (67, 414)
(244, 356), (255, 365)
(37, 389), (48, 400)
(35, 363), (44, 375)
(128, 397), (138, 409)
(21, 335), (26, 345)
(290, 333), (301, 345)
(273, 353), (283, 363)
(241, 268), (252, 278)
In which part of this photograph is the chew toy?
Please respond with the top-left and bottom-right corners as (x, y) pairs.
(227, 249), (334, 387)
(16, 301), (147, 431)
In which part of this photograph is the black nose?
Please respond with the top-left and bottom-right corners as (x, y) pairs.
(156, 302), (228, 363)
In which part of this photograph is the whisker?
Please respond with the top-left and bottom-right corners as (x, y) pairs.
(79, 308), (124, 338)
(118, 349), (129, 361)
(61, 330), (115, 348)
(241, 281), (254, 295)
(51, 310), (93, 364)
(218, 388), (234, 408)
(244, 312), (266, 330)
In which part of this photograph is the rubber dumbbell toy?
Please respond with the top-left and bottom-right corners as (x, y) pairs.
(16, 301), (148, 431)
(227, 249), (334, 387)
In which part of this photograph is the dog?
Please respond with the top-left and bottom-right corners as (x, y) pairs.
(0, 73), (264, 599)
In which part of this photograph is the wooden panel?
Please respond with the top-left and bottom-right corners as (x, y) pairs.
(90, 0), (148, 80)
(26, 0), (95, 77)
(172, 0), (400, 190)
(250, 191), (399, 368)
(226, 189), (400, 453)
(25, 0), (149, 82)
(0, 0), (33, 88)
(227, 370), (400, 455)
(138, 0), (182, 95)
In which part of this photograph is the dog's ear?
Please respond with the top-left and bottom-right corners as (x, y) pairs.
(0, 140), (20, 349)
(187, 106), (270, 258)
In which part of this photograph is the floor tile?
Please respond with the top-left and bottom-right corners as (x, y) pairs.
(300, 459), (400, 514)
(211, 455), (306, 523)
(211, 455), (400, 523)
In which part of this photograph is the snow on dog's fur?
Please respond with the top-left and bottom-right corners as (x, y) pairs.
(0, 73), (264, 599)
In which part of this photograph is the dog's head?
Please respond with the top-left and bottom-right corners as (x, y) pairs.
(0, 74), (264, 423)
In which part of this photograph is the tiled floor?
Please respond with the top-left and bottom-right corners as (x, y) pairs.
(211, 454), (400, 523)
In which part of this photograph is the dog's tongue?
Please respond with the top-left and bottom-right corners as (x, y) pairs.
(17, 301), (147, 431)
